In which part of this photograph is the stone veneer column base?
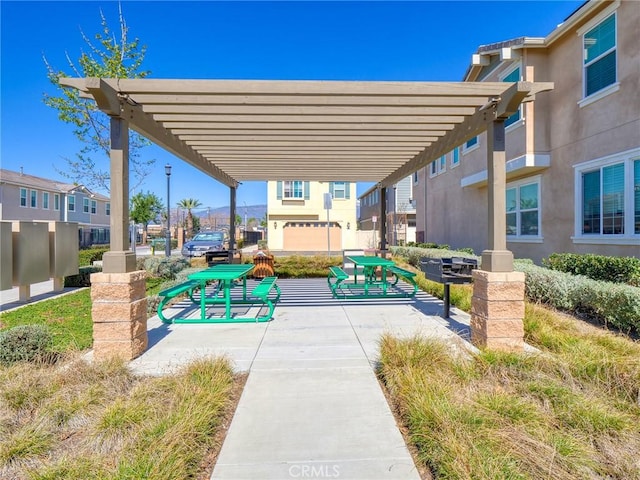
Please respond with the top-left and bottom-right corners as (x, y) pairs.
(90, 271), (148, 360)
(470, 270), (525, 352)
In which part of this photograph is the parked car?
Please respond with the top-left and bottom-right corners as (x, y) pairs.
(181, 231), (227, 258)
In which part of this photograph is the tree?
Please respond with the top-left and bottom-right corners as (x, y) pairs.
(43, 5), (153, 193)
(177, 198), (202, 237)
(130, 192), (163, 241)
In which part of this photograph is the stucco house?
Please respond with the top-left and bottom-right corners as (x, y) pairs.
(267, 180), (357, 252)
(414, 0), (639, 262)
(359, 175), (416, 246)
(0, 168), (111, 247)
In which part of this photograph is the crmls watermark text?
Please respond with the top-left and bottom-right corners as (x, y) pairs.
(289, 464), (340, 478)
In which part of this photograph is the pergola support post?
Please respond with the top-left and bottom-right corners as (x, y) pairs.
(91, 116), (148, 361)
(229, 186), (237, 263)
(379, 187), (387, 257)
(471, 119), (525, 352)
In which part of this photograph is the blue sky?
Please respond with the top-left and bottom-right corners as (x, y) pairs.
(1, 0), (584, 211)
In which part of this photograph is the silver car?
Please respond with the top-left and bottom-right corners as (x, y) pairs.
(181, 231), (227, 258)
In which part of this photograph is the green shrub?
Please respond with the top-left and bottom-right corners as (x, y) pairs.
(273, 255), (342, 278)
(64, 266), (102, 287)
(143, 257), (190, 279)
(0, 325), (53, 365)
(515, 260), (640, 334)
(544, 253), (640, 287)
(391, 246), (478, 268)
(78, 247), (109, 267)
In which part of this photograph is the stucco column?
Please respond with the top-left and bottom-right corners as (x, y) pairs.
(471, 118), (524, 352)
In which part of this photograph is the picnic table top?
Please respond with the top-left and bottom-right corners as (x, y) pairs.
(188, 263), (254, 281)
(347, 255), (395, 267)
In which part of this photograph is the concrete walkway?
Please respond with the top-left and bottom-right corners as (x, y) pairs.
(130, 278), (475, 479)
(0, 279), (80, 312)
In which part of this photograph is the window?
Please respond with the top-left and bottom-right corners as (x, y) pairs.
(106, 202), (110, 216)
(20, 188), (27, 207)
(68, 195), (75, 212)
(83, 198), (90, 213)
(284, 181), (303, 199)
(330, 181), (350, 200)
(30, 190), (37, 208)
(502, 66), (522, 127)
(583, 13), (616, 98)
(506, 180), (540, 237)
(413, 171), (419, 183)
(463, 136), (479, 153)
(430, 155), (446, 177)
(574, 148), (639, 241)
(451, 147), (460, 167)
(43, 192), (49, 209)
(54, 194), (60, 211)
(91, 200), (97, 214)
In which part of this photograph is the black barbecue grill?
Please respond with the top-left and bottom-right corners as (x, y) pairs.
(420, 257), (478, 317)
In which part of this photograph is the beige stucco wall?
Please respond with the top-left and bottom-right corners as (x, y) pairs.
(417, 0), (639, 262)
(267, 181), (357, 251)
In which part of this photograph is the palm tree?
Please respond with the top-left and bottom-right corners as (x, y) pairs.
(177, 198), (202, 237)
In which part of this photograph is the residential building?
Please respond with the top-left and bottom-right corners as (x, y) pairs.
(359, 176), (417, 246)
(415, 0), (639, 262)
(0, 168), (111, 247)
(267, 180), (357, 251)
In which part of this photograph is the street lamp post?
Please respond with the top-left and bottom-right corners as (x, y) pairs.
(165, 164), (172, 257)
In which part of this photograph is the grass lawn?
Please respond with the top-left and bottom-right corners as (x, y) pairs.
(0, 290), (93, 352)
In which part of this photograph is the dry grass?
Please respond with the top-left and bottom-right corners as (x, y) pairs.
(379, 304), (640, 479)
(0, 355), (238, 480)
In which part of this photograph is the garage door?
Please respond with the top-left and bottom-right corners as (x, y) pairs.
(283, 222), (342, 251)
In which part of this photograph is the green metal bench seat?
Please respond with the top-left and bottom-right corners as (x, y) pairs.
(250, 276), (281, 321)
(157, 280), (200, 323)
(328, 266), (349, 296)
(388, 265), (418, 296)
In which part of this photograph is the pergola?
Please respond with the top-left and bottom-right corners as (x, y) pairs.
(61, 77), (553, 357)
(61, 78), (552, 272)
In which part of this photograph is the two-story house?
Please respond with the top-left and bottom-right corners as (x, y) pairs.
(0, 168), (111, 247)
(359, 176), (417, 247)
(267, 180), (357, 252)
(414, 0), (639, 262)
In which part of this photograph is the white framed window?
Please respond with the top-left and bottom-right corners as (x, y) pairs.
(500, 64), (523, 128)
(106, 202), (110, 216)
(83, 198), (90, 213)
(573, 148), (640, 243)
(462, 136), (479, 154)
(430, 155), (446, 177)
(506, 177), (541, 238)
(54, 194), (60, 211)
(91, 200), (97, 214)
(284, 181), (303, 199)
(68, 195), (75, 212)
(43, 192), (49, 209)
(30, 190), (37, 208)
(19, 188), (27, 207)
(330, 181), (350, 200)
(451, 147), (460, 167)
(583, 12), (617, 99)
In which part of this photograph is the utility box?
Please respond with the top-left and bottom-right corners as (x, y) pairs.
(49, 221), (79, 279)
(12, 221), (50, 286)
(0, 222), (12, 291)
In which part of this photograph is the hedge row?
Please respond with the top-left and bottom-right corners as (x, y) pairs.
(391, 247), (640, 335)
(78, 246), (109, 266)
(514, 260), (640, 334)
(543, 253), (640, 287)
